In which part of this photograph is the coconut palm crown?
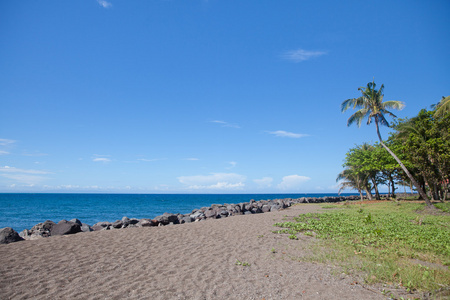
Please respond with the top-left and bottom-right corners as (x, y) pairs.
(433, 95), (450, 117)
(341, 80), (405, 128)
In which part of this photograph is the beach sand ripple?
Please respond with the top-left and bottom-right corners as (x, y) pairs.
(0, 205), (384, 300)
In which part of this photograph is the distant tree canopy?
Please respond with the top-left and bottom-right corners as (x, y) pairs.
(339, 91), (450, 203)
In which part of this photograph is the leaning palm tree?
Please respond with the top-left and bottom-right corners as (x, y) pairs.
(337, 168), (371, 201)
(433, 95), (450, 118)
(341, 80), (432, 207)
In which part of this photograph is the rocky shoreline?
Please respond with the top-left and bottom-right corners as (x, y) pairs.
(1, 195), (361, 244)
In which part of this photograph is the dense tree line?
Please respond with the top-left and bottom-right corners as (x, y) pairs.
(338, 81), (449, 206)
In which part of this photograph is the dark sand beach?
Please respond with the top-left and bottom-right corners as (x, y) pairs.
(0, 204), (388, 299)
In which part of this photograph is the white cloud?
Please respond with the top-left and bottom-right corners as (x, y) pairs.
(267, 130), (309, 138)
(0, 139), (15, 155)
(253, 177), (273, 188)
(22, 152), (48, 157)
(93, 158), (111, 163)
(277, 174), (311, 191)
(0, 166), (51, 185)
(0, 166), (50, 174)
(178, 173), (246, 190)
(0, 139), (15, 146)
(184, 158), (199, 161)
(210, 120), (241, 129)
(97, 0), (112, 8)
(282, 48), (327, 62)
(138, 158), (166, 162)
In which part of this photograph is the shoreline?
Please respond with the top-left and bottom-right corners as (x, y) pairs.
(0, 203), (388, 299)
(2, 195), (366, 244)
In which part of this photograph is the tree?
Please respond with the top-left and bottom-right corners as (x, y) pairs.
(372, 142), (400, 198)
(336, 167), (369, 201)
(341, 80), (433, 207)
(394, 109), (450, 201)
(343, 143), (379, 200)
(433, 95), (450, 118)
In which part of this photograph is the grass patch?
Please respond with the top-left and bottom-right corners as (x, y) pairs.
(435, 202), (450, 213)
(321, 204), (340, 209)
(274, 202), (450, 293)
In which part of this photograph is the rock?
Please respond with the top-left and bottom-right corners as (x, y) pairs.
(80, 223), (93, 232)
(30, 220), (55, 237)
(204, 209), (217, 219)
(219, 210), (229, 217)
(69, 218), (82, 226)
(19, 229), (45, 240)
(51, 220), (82, 235)
(270, 205), (279, 212)
(112, 220), (123, 229)
(92, 222), (111, 231)
(180, 216), (192, 224)
(299, 197), (308, 203)
(154, 213), (179, 225)
(139, 219), (157, 227)
(129, 218), (139, 225)
(251, 207), (262, 214)
(0, 227), (24, 244)
(19, 229), (31, 239)
(190, 211), (205, 220)
(262, 205), (271, 213)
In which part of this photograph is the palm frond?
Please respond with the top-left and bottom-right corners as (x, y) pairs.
(381, 109), (398, 119)
(377, 114), (390, 127)
(341, 97), (365, 112)
(395, 122), (418, 140)
(382, 100), (405, 111)
(434, 95), (450, 117)
(347, 109), (369, 127)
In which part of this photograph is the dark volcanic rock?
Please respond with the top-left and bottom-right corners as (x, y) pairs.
(129, 218), (139, 225)
(190, 211), (205, 220)
(92, 221), (111, 231)
(0, 227), (24, 244)
(139, 219), (153, 227)
(69, 219), (82, 226)
(154, 213), (179, 225)
(270, 205), (280, 212)
(112, 220), (123, 228)
(51, 220), (82, 235)
(29, 220), (55, 238)
(80, 223), (93, 232)
(204, 209), (217, 219)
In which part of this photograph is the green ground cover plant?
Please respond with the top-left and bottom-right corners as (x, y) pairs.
(274, 202), (450, 293)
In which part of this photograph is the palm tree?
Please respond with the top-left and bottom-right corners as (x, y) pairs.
(433, 95), (450, 118)
(341, 80), (432, 207)
(337, 168), (371, 201)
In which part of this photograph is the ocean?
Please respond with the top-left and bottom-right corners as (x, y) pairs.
(0, 193), (356, 232)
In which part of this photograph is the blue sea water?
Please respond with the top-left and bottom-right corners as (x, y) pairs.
(0, 193), (356, 232)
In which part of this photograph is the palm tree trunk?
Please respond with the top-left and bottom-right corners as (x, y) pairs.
(391, 177), (396, 198)
(364, 187), (373, 200)
(372, 180), (381, 200)
(375, 120), (434, 208)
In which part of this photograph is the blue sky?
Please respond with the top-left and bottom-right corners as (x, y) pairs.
(1, 0), (449, 193)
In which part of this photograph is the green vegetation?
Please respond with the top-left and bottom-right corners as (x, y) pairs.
(235, 259), (251, 267)
(274, 202), (450, 292)
(340, 81), (449, 205)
